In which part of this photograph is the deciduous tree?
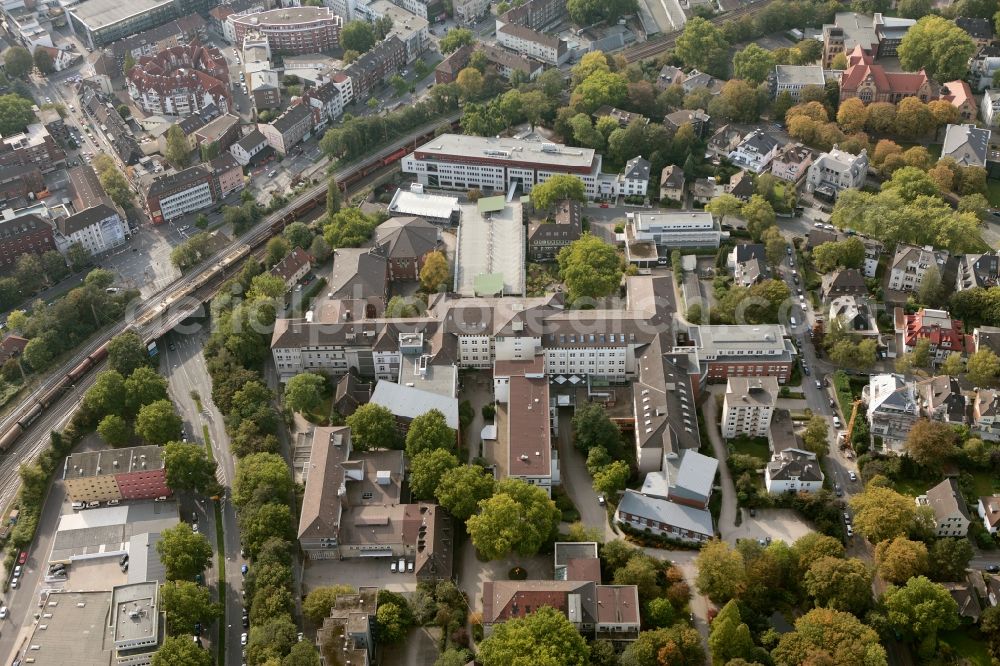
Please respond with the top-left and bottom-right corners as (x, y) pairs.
(556, 234), (623, 303)
(161, 580), (221, 634)
(419, 251), (449, 292)
(883, 576), (959, 654)
(801, 415), (830, 457)
(165, 125), (191, 168)
(234, 452), (293, 509)
(803, 556), (873, 614)
(152, 636), (213, 666)
(695, 539), (746, 603)
(477, 606), (589, 666)
(434, 464), (495, 519)
(966, 348), (1000, 386)
(284, 372), (326, 414)
(928, 537), (974, 582)
(732, 43), (776, 84)
(874, 536), (928, 583)
(97, 414), (131, 447)
(3, 47), (32, 79)
(898, 15), (975, 82)
(530, 174), (586, 210)
(135, 399), (182, 445)
(164, 442), (217, 494)
(467, 479), (560, 559)
(346, 403), (398, 451)
(741, 195), (776, 241)
(408, 449), (460, 500)
(674, 18), (730, 77)
(156, 523), (213, 581)
(303, 585), (355, 623)
(404, 409), (454, 458)
(849, 486), (916, 543)
(439, 27), (474, 53)
(107, 330), (149, 377)
(340, 20), (375, 52)
(772, 608), (886, 666)
(904, 418), (957, 471)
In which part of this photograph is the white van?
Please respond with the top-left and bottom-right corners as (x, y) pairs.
(790, 316), (797, 326)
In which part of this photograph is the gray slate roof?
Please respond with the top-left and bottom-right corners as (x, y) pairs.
(617, 489), (714, 536)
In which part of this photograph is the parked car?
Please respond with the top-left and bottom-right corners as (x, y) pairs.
(985, 564), (1000, 573)
(848, 471), (857, 482)
(390, 560), (398, 573)
(241, 633), (248, 646)
(397, 557), (406, 573)
(18, 551), (27, 565)
(0, 606), (7, 619)
(832, 416), (841, 428)
(241, 564), (248, 576)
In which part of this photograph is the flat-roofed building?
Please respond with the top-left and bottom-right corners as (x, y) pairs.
(722, 376), (779, 438)
(62, 445), (169, 502)
(387, 186), (458, 224)
(403, 134), (602, 198)
(231, 6), (342, 54)
(684, 324), (796, 384)
(68, 0), (181, 49)
(625, 211), (722, 265)
(771, 65), (826, 100)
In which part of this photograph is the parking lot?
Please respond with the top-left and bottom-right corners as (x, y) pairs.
(302, 557), (421, 595)
(726, 508), (815, 545)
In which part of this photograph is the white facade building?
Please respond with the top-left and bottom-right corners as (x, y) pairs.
(158, 181), (213, 221)
(402, 134), (604, 198)
(627, 211), (723, 252)
(54, 204), (129, 256)
(722, 377), (778, 438)
(982, 89), (1000, 127)
(496, 23), (568, 65)
(728, 130), (780, 174)
(806, 146), (869, 196)
(888, 243), (949, 293)
(765, 449), (824, 494)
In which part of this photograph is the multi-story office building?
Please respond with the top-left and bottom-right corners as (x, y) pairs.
(771, 65), (826, 100)
(231, 7), (342, 55)
(402, 134), (603, 198)
(68, 0), (183, 49)
(681, 325), (796, 384)
(625, 211), (722, 265)
(145, 164), (215, 223)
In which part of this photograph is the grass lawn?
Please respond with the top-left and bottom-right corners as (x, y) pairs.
(940, 628), (992, 666)
(304, 395), (334, 425)
(893, 475), (933, 498)
(972, 471), (999, 497)
(730, 436), (771, 461)
(987, 179), (1000, 207)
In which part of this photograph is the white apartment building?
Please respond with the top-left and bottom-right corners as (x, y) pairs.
(626, 211), (723, 256)
(728, 130), (780, 174)
(982, 89), (1000, 127)
(158, 181), (213, 221)
(496, 22), (568, 65)
(806, 146), (869, 197)
(722, 376), (778, 438)
(357, 0), (429, 63)
(402, 134), (603, 198)
(765, 449), (824, 494)
(618, 156), (650, 198)
(54, 204), (128, 256)
(887, 243), (949, 293)
(454, 0), (490, 22)
(230, 129), (268, 166)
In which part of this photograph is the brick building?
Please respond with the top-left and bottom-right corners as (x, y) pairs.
(344, 36), (406, 101)
(127, 43), (232, 116)
(682, 324), (796, 384)
(0, 211), (56, 270)
(0, 124), (66, 174)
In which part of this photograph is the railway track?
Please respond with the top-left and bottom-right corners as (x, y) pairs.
(0, 113), (460, 486)
(624, 0), (776, 63)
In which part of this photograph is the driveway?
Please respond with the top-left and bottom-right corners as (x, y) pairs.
(700, 392), (738, 540)
(302, 558), (420, 595)
(456, 540), (551, 616)
(554, 408), (614, 540)
(726, 508), (815, 545)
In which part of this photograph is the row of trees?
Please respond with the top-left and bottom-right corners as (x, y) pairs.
(0, 244), (90, 312)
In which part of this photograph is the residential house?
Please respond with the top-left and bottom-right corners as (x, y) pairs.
(940, 81), (978, 123)
(594, 106), (649, 128)
(944, 581), (983, 621)
(303, 81), (346, 128)
(973, 326), (1000, 356)
(897, 307), (972, 360)
(806, 227), (841, 250)
(258, 104), (313, 155)
(658, 166), (685, 203)
(828, 295), (879, 339)
(663, 108), (710, 138)
(862, 238), (882, 278)
(806, 146), (869, 199)
(941, 123), (990, 167)
(728, 243), (770, 288)
(343, 37), (407, 103)
(208, 153), (244, 199)
(495, 22), (568, 65)
(978, 495), (1000, 535)
(864, 373), (919, 452)
(916, 478), (971, 537)
(766, 448), (824, 494)
(726, 170), (754, 201)
(329, 248), (389, 302)
(372, 216), (441, 281)
(917, 375), (969, 426)
(956, 253), (999, 291)
(707, 125), (743, 158)
(656, 64), (685, 90)
(619, 156), (650, 198)
(971, 45), (1000, 92)
(973, 388), (1000, 442)
(721, 376), (778, 438)
(955, 16), (994, 48)
(55, 204), (128, 256)
(527, 200), (581, 261)
(676, 69), (724, 96)
(887, 244), (949, 294)
(0, 335), (28, 364)
(0, 211), (56, 270)
(229, 129), (268, 167)
(821, 268), (867, 301)
(270, 247), (311, 291)
(771, 64), (826, 100)
(690, 178), (719, 206)
(728, 130), (780, 174)
(297, 425), (453, 577)
(771, 143), (813, 183)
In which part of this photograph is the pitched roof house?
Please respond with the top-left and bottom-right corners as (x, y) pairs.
(821, 268), (867, 301)
(916, 478), (971, 537)
(941, 123), (990, 167)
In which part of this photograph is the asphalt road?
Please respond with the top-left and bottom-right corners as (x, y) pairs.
(162, 332), (246, 666)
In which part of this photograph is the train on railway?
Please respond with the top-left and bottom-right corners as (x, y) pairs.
(0, 119), (460, 454)
(0, 343), (110, 451)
